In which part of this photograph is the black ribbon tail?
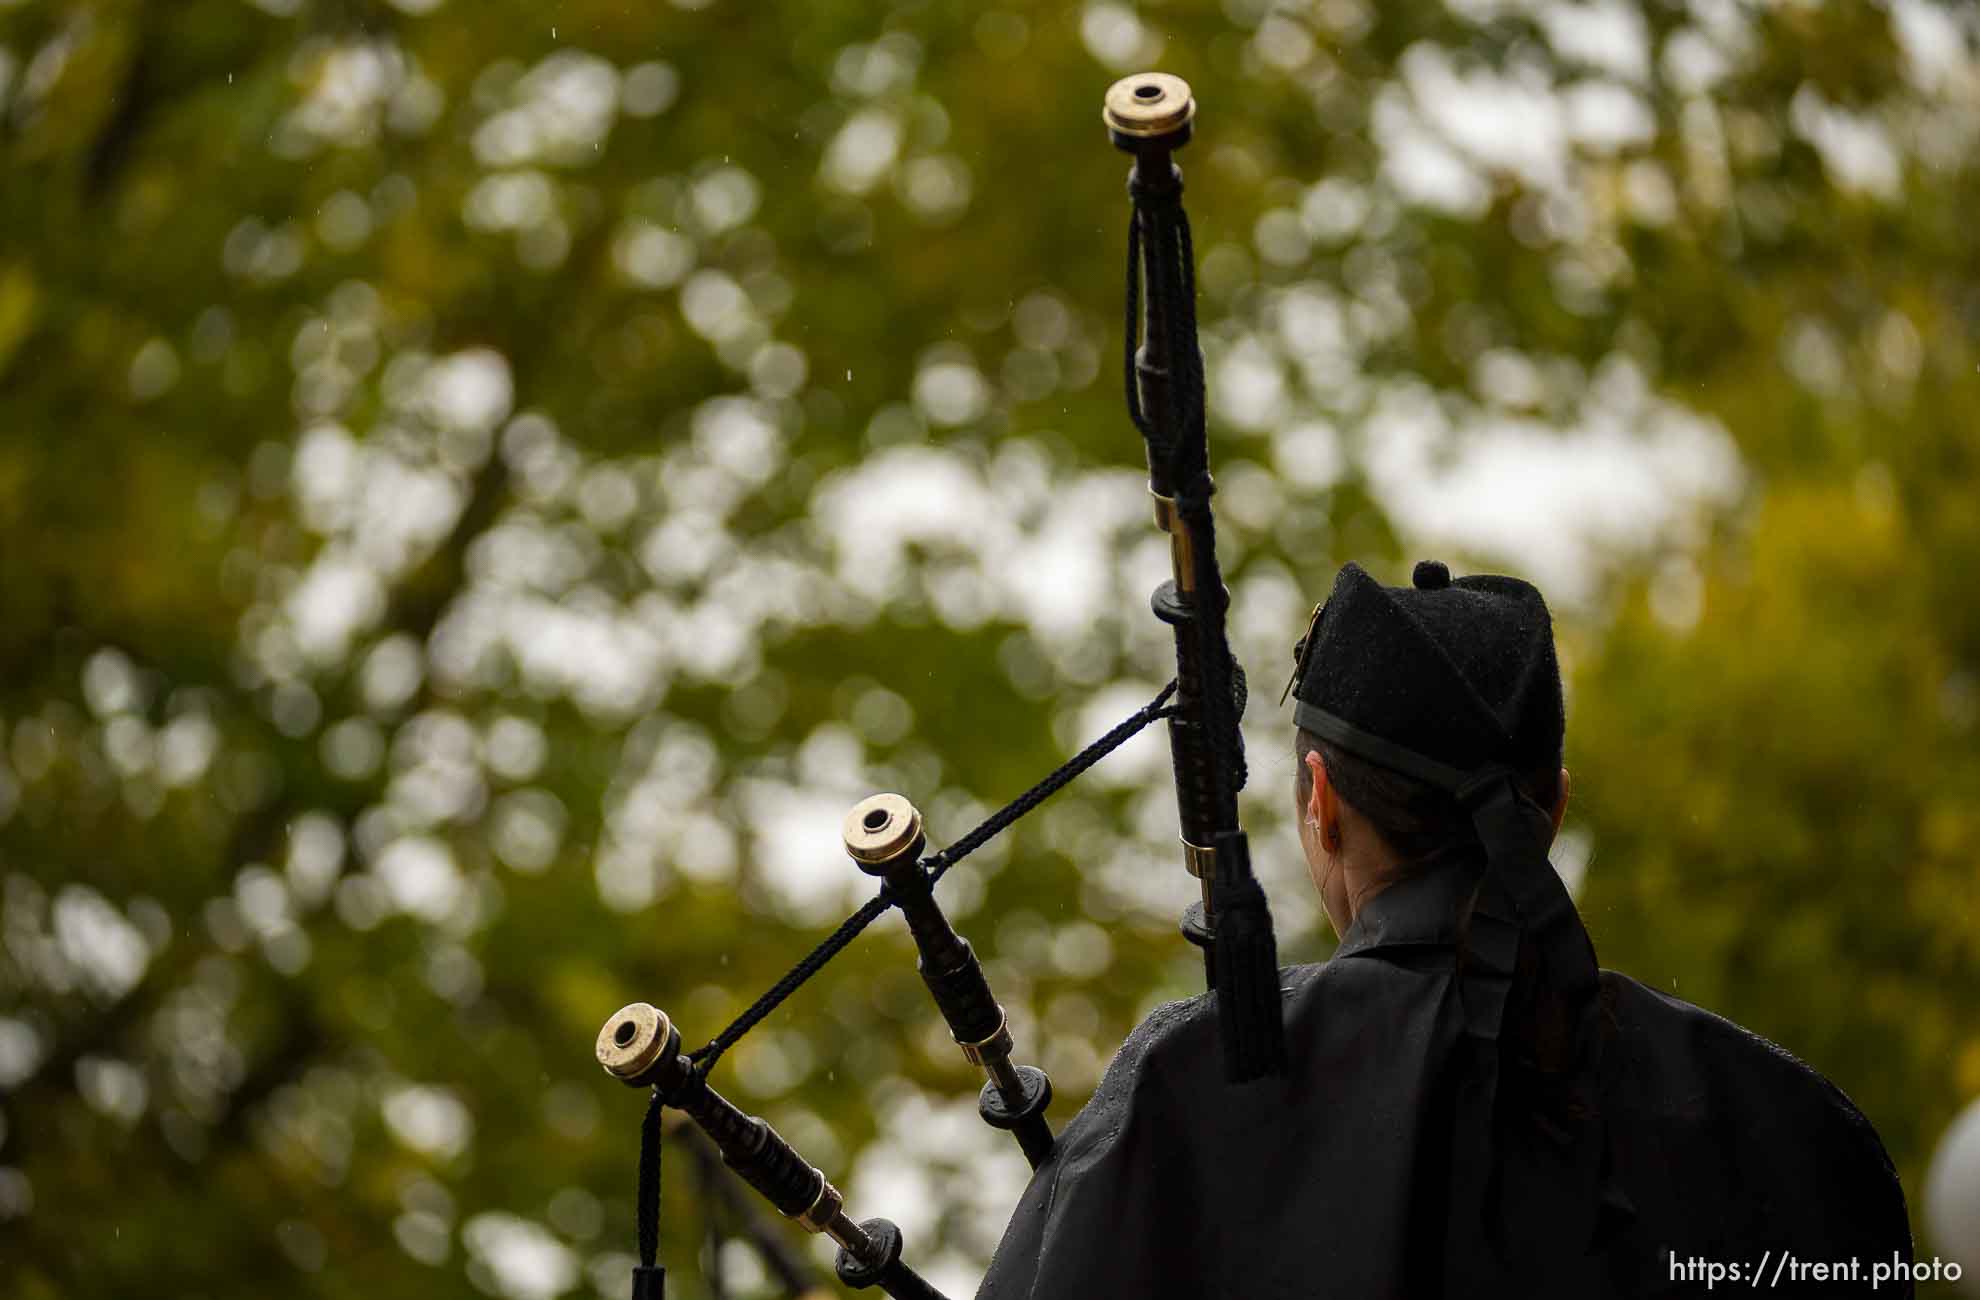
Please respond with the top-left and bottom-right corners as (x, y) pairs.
(1209, 833), (1287, 1082)
(1444, 873), (1519, 1294)
(1449, 774), (1627, 1282)
(1463, 775), (1599, 1030)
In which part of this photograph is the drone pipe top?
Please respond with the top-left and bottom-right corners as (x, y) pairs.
(596, 1004), (951, 1300)
(842, 794), (1055, 1169)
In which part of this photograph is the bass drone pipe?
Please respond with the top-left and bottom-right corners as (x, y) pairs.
(842, 794), (1054, 1169)
(1104, 71), (1224, 955)
(596, 1003), (951, 1300)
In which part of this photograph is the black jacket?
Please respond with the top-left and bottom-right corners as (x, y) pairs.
(978, 858), (1911, 1298)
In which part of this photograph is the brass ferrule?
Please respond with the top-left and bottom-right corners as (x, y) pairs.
(958, 1012), (1027, 1098)
(1179, 837), (1217, 880)
(957, 1014), (1014, 1069)
(795, 1176), (846, 1234)
(1184, 841), (1217, 921)
(792, 1175), (873, 1260)
(1150, 489), (1200, 593)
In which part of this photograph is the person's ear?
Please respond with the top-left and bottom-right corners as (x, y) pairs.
(1548, 767), (1572, 842)
(1305, 750), (1340, 852)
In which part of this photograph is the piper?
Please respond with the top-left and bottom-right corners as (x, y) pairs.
(977, 560), (1915, 1298)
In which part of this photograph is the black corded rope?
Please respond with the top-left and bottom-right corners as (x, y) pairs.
(685, 681), (1179, 1077)
(635, 1090), (664, 1285)
(929, 678), (1176, 885)
(1171, 207), (1207, 469)
(687, 890), (896, 1073)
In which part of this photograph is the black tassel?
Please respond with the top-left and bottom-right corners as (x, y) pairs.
(1209, 832), (1287, 1081)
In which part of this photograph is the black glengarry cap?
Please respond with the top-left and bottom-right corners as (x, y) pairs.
(1290, 560), (1564, 781)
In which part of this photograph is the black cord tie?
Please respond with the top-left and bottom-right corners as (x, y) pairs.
(632, 1089), (665, 1300)
(684, 681), (1179, 1079)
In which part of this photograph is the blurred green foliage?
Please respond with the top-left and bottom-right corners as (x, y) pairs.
(1, 0), (1975, 1296)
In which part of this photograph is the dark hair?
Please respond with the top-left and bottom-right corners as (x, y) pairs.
(1294, 729), (1562, 865)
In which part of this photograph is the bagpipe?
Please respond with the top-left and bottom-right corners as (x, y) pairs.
(591, 74), (1285, 1300)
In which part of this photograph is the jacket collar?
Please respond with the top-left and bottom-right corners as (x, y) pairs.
(1331, 850), (1484, 960)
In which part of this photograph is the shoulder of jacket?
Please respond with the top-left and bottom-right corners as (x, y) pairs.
(1599, 970), (1897, 1173)
(1098, 962), (1333, 1089)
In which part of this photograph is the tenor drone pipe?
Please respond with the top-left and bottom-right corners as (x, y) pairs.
(841, 794), (1055, 1169)
(679, 1124), (835, 1299)
(596, 1004), (950, 1300)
